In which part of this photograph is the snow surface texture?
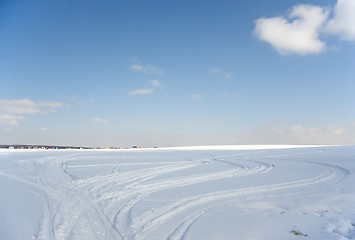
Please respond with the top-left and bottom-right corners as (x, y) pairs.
(0, 145), (355, 240)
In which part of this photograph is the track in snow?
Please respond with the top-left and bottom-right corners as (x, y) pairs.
(0, 146), (353, 240)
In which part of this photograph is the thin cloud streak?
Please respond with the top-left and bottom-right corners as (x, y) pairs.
(242, 122), (353, 145)
(129, 63), (164, 74)
(188, 93), (202, 99)
(0, 114), (24, 126)
(0, 99), (63, 114)
(92, 117), (109, 123)
(128, 88), (155, 95)
(210, 68), (233, 80)
(151, 80), (161, 87)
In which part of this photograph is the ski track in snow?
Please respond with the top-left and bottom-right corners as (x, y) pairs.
(0, 147), (352, 240)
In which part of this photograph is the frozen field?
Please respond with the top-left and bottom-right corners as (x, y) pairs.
(1, 145), (355, 240)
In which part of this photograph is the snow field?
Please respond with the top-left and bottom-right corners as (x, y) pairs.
(0, 145), (354, 240)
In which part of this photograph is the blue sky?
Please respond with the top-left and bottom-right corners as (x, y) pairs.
(1, 0), (355, 147)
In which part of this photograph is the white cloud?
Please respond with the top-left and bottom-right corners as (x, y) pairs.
(254, 1), (355, 55)
(0, 99), (63, 126)
(286, 124), (346, 137)
(210, 68), (233, 79)
(245, 122), (350, 144)
(130, 64), (144, 72)
(128, 88), (155, 95)
(40, 127), (48, 131)
(71, 97), (96, 104)
(0, 114), (24, 126)
(0, 98), (62, 114)
(324, 0), (355, 40)
(151, 80), (161, 87)
(92, 117), (109, 123)
(129, 63), (164, 74)
(254, 4), (329, 55)
(131, 56), (140, 63)
(188, 93), (202, 99)
(70, 97), (85, 104)
(39, 101), (63, 109)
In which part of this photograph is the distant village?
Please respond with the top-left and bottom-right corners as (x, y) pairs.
(0, 145), (92, 150)
(0, 144), (150, 150)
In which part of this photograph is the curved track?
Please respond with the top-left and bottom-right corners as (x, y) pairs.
(0, 147), (352, 240)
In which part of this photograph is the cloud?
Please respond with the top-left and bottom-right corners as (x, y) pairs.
(244, 122), (352, 144)
(210, 68), (233, 80)
(151, 80), (161, 87)
(128, 80), (160, 96)
(129, 63), (164, 74)
(0, 114), (24, 126)
(283, 124), (345, 137)
(71, 97), (96, 104)
(131, 56), (140, 62)
(324, 0), (355, 40)
(0, 98), (63, 114)
(188, 93), (202, 99)
(128, 88), (154, 95)
(92, 117), (109, 123)
(254, 4), (329, 55)
(254, 0), (355, 55)
(0, 98), (63, 126)
(221, 93), (231, 97)
(40, 127), (48, 131)
(39, 101), (63, 109)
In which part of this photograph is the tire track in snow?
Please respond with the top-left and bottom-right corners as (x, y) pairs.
(55, 153), (272, 239)
(1, 148), (348, 240)
(97, 156), (274, 239)
(166, 210), (206, 240)
(72, 151), (348, 240)
(129, 160), (348, 240)
(99, 161), (271, 202)
(1, 153), (124, 240)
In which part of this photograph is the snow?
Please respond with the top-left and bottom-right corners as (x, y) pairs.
(0, 145), (355, 240)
